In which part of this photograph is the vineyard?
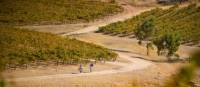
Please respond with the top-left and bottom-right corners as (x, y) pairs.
(98, 4), (200, 43)
(0, 0), (122, 25)
(0, 26), (117, 70)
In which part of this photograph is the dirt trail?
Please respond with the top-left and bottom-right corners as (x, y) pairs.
(6, 52), (152, 81)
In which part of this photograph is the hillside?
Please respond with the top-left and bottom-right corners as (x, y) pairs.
(0, 0), (122, 25)
(0, 26), (117, 70)
(98, 4), (200, 43)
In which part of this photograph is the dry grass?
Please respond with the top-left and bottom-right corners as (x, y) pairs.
(5, 62), (183, 87)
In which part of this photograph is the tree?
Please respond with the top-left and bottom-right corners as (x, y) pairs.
(153, 33), (181, 59)
(153, 37), (165, 56)
(164, 33), (181, 57)
(135, 17), (155, 45)
(135, 17), (155, 55)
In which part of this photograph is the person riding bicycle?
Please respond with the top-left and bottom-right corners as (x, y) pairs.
(89, 63), (94, 72)
(79, 64), (83, 73)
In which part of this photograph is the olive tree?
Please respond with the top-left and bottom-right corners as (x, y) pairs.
(153, 33), (181, 59)
(135, 17), (155, 45)
(135, 17), (156, 55)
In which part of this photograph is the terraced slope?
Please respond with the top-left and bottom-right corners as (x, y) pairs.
(98, 4), (200, 43)
(0, 26), (117, 69)
(0, 0), (122, 25)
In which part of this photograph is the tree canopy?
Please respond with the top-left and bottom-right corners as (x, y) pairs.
(153, 33), (181, 57)
(135, 17), (155, 44)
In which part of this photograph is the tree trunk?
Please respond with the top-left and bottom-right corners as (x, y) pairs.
(147, 47), (150, 56)
(138, 40), (142, 45)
